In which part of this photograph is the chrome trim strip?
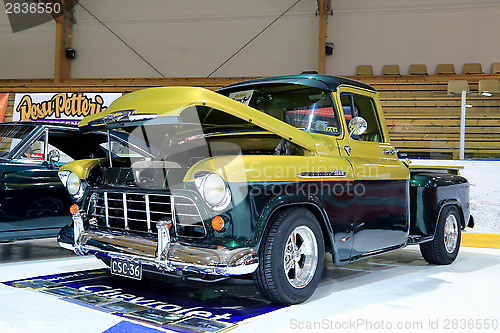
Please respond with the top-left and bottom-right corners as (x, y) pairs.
(43, 128), (49, 162)
(123, 193), (128, 230)
(145, 193), (151, 232)
(170, 195), (176, 225)
(104, 192), (109, 227)
(297, 170), (348, 178)
(107, 130), (113, 168)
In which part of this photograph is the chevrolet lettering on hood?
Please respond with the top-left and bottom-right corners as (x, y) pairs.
(58, 75), (473, 305)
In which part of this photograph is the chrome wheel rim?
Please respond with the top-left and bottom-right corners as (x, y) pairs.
(444, 214), (459, 253)
(283, 225), (318, 289)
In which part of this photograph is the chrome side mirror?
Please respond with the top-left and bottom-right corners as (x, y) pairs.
(348, 116), (367, 136)
(48, 149), (60, 165)
(345, 116), (367, 155)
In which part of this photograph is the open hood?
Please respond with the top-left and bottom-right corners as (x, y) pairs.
(79, 87), (316, 152)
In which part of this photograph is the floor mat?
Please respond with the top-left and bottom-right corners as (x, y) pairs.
(3, 268), (286, 332)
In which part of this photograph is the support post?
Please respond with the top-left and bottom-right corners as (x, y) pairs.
(52, 1), (74, 82)
(459, 90), (467, 160)
(317, 0), (327, 74)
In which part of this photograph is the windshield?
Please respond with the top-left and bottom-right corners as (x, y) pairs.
(220, 84), (341, 135)
(0, 124), (37, 158)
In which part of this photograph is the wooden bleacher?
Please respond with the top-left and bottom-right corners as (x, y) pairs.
(1, 74), (500, 158)
(349, 73), (500, 158)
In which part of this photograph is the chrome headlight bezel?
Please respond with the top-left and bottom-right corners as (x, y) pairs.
(194, 172), (231, 211)
(58, 170), (87, 202)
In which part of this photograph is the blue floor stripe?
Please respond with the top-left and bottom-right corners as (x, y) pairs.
(103, 321), (165, 333)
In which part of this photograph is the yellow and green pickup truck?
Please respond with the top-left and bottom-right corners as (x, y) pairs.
(57, 75), (474, 305)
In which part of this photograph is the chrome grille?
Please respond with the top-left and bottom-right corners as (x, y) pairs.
(88, 191), (206, 237)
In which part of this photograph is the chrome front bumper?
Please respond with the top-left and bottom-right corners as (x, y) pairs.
(60, 211), (258, 276)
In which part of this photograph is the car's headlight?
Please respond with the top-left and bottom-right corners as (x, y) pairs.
(66, 172), (81, 196)
(195, 173), (231, 211)
(59, 170), (86, 202)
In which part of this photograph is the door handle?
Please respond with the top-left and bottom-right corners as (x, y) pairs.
(382, 149), (398, 155)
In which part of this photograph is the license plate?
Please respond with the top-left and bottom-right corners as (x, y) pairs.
(110, 258), (142, 280)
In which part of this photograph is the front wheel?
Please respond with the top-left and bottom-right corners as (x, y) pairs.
(26, 197), (64, 217)
(420, 206), (461, 265)
(253, 208), (325, 305)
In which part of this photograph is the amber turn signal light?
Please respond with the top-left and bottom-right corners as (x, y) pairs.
(211, 216), (225, 231)
(70, 204), (79, 214)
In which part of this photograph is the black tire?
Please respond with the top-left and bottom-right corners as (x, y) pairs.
(420, 206), (461, 265)
(253, 208), (325, 305)
(26, 197), (64, 217)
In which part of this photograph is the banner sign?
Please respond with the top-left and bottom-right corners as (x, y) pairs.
(3, 269), (285, 330)
(13, 93), (122, 125)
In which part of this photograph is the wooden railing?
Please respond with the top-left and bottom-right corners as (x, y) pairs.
(1, 74), (500, 158)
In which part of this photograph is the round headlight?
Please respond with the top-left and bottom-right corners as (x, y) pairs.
(66, 172), (81, 196)
(195, 173), (231, 211)
(203, 173), (227, 206)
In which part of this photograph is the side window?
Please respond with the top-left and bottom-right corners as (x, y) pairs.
(340, 93), (384, 143)
(18, 133), (46, 161)
(18, 130), (74, 164)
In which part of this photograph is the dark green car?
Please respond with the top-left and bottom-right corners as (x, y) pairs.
(0, 122), (118, 242)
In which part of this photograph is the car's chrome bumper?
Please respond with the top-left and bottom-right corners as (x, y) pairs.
(59, 211), (258, 276)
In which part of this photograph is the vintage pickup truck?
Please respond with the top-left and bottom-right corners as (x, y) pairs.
(57, 75), (474, 305)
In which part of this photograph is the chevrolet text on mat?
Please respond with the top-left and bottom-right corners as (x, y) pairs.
(58, 75), (474, 305)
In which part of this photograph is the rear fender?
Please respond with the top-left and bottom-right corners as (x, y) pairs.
(409, 172), (470, 238)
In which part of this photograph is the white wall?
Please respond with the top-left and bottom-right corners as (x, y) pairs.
(328, 0), (500, 75)
(0, 11), (54, 79)
(0, 0), (499, 79)
(69, 0), (317, 78)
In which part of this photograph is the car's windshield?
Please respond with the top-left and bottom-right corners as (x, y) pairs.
(0, 124), (37, 158)
(219, 84), (341, 135)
